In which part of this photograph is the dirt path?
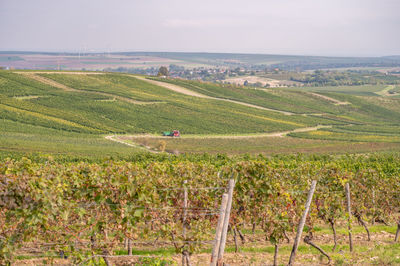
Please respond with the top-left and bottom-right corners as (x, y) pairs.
(19, 72), (77, 92)
(106, 125), (332, 152)
(307, 92), (350, 105)
(375, 85), (398, 97)
(133, 76), (211, 98)
(17, 72), (161, 105)
(134, 76), (294, 115)
(105, 135), (159, 153)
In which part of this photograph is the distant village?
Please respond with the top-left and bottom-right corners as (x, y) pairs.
(104, 64), (296, 88)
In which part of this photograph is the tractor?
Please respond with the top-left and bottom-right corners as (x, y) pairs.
(162, 130), (180, 137)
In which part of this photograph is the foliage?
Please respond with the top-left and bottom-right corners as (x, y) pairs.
(157, 66), (169, 77)
(1, 154), (400, 264)
(290, 70), (400, 87)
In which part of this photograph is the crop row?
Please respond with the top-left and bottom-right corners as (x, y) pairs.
(1, 71), (335, 135)
(1, 156), (399, 264)
(149, 78), (359, 115)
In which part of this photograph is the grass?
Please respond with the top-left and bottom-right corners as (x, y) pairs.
(17, 242), (400, 265)
(115, 247), (176, 256)
(112, 243), (400, 265)
(335, 124), (400, 136)
(315, 224), (397, 235)
(0, 119), (141, 158)
(291, 129), (400, 143)
(284, 84), (388, 96)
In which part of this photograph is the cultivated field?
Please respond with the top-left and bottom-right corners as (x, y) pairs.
(1, 70), (400, 157)
(122, 135), (400, 155)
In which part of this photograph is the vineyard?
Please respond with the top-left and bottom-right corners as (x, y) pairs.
(0, 71), (333, 135)
(148, 77), (400, 125)
(1, 70), (400, 157)
(1, 154), (400, 265)
(124, 134), (400, 155)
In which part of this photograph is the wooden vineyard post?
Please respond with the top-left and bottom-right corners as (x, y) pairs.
(372, 189), (375, 225)
(210, 193), (228, 266)
(273, 244), (279, 266)
(182, 180), (189, 266)
(395, 220), (400, 242)
(288, 180), (317, 266)
(217, 179), (235, 265)
(128, 239), (132, 255)
(345, 183), (353, 252)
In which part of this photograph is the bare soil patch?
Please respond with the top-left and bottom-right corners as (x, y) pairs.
(14, 231), (398, 265)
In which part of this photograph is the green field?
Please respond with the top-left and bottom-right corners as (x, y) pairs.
(0, 119), (138, 159)
(1, 70), (400, 157)
(284, 84), (389, 96)
(150, 78), (400, 125)
(124, 135), (400, 155)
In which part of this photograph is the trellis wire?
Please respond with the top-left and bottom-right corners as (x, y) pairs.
(21, 239), (216, 247)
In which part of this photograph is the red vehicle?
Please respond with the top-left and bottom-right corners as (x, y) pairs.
(162, 130), (180, 137)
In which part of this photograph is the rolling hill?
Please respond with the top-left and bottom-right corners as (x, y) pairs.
(1, 70), (400, 157)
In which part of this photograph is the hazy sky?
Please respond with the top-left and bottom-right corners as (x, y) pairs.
(1, 0), (399, 56)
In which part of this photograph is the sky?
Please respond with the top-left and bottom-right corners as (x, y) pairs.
(0, 0), (399, 57)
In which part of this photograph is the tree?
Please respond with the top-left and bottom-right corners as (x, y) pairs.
(157, 66), (169, 77)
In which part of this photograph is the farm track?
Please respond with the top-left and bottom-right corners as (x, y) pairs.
(106, 125), (333, 152)
(133, 76), (295, 115)
(16, 72), (162, 105)
(375, 85), (398, 97)
(105, 135), (159, 153)
(307, 92), (350, 105)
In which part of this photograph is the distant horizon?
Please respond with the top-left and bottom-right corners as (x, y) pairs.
(1, 0), (399, 58)
(1, 50), (399, 59)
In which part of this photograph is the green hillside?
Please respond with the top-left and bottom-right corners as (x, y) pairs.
(151, 78), (400, 124)
(1, 70), (400, 157)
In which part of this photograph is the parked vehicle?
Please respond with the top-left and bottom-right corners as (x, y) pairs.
(162, 130), (180, 137)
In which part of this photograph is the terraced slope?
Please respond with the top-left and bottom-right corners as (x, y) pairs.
(149, 77), (400, 125)
(148, 78), (350, 114)
(1, 70), (400, 157)
(31, 72), (333, 134)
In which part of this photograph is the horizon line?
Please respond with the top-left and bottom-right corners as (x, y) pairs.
(0, 50), (399, 59)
